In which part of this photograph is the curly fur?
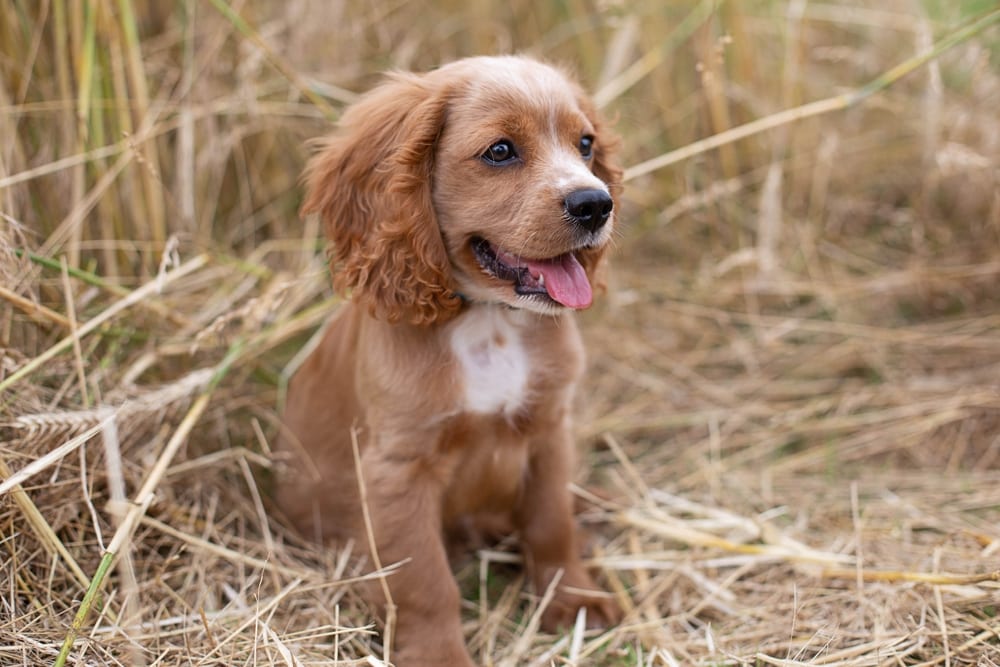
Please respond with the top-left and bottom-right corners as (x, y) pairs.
(301, 73), (462, 324)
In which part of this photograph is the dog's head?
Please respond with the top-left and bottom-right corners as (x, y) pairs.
(302, 55), (622, 324)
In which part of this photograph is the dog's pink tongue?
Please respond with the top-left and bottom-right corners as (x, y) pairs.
(524, 253), (593, 309)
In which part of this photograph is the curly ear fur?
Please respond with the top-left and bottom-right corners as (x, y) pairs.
(301, 73), (462, 325)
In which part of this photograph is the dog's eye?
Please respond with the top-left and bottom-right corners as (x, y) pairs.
(482, 140), (518, 165)
(579, 135), (594, 159)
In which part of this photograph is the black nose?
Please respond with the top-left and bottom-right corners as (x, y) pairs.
(564, 188), (613, 233)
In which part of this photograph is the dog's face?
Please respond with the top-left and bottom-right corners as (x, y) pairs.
(432, 57), (620, 315)
(302, 56), (622, 324)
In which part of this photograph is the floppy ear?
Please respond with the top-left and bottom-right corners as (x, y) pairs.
(301, 72), (461, 325)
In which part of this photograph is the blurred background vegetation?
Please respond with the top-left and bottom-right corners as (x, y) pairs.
(3, 1), (996, 286)
(2, 1), (1000, 665)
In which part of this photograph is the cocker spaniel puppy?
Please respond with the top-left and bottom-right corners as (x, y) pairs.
(277, 55), (622, 667)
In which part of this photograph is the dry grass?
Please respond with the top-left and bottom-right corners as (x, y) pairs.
(2, 1), (1000, 665)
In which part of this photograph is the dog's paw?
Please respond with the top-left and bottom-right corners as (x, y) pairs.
(538, 566), (621, 632)
(541, 587), (621, 632)
(393, 642), (477, 667)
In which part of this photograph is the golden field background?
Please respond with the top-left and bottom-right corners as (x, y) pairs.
(1, 1), (999, 664)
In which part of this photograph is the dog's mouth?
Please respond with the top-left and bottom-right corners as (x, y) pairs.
(470, 237), (593, 309)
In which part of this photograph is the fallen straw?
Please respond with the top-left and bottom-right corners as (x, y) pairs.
(622, 508), (1000, 588)
(0, 455), (93, 592)
(52, 341), (241, 667)
(0, 412), (116, 497)
(820, 567), (1000, 586)
(0, 253), (208, 395)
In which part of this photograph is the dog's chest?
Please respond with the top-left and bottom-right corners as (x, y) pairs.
(450, 308), (530, 415)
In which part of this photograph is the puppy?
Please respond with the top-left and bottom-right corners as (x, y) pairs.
(277, 55), (622, 666)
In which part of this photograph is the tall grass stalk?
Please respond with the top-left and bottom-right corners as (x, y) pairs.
(116, 0), (166, 252)
(625, 6), (1000, 182)
(206, 0), (338, 120)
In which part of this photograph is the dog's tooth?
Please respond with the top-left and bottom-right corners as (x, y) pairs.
(537, 273), (545, 286)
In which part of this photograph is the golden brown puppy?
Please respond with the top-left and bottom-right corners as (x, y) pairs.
(277, 55), (622, 666)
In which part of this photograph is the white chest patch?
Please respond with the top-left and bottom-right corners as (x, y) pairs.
(450, 307), (530, 415)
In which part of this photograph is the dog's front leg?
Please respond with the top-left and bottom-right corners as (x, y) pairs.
(515, 420), (621, 632)
(360, 442), (476, 667)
